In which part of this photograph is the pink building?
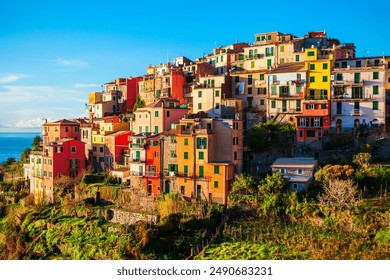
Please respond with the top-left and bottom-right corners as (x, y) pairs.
(133, 98), (189, 134)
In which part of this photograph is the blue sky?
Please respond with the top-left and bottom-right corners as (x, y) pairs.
(0, 0), (389, 131)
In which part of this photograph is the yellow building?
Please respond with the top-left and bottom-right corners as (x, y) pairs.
(305, 48), (334, 100)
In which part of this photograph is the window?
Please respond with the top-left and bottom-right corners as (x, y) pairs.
(260, 99), (265, 105)
(154, 126), (159, 133)
(373, 72), (379, 79)
(170, 150), (176, 157)
(93, 146), (96, 152)
(198, 91), (202, 97)
(299, 118), (306, 127)
(314, 118), (321, 127)
(215, 90), (220, 97)
(310, 76), (315, 83)
(154, 111), (159, 117)
(280, 168), (286, 174)
(323, 76), (328, 82)
(248, 88), (252, 95)
(250, 61), (255, 68)
(198, 103), (202, 110)
(260, 74), (264, 80)
(336, 102), (342, 114)
(298, 169), (303, 175)
(373, 86), (379, 94)
(214, 181), (219, 188)
(145, 126), (149, 132)
(356, 60), (362, 67)
(154, 151), (158, 157)
(307, 51), (315, 57)
(295, 54), (300, 62)
(216, 103), (220, 109)
(198, 151), (204, 160)
(271, 100), (276, 108)
(235, 76), (239, 82)
(267, 35), (271, 40)
(166, 111), (170, 117)
(306, 130), (315, 137)
(321, 103), (327, 109)
(197, 137), (207, 149)
(184, 152), (188, 159)
(99, 147), (103, 153)
(280, 46), (285, 52)
(336, 73), (343, 81)
(214, 166), (220, 174)
(323, 63), (328, 69)
(296, 100), (301, 111)
(170, 136), (176, 143)
(184, 138), (188, 146)
(248, 75), (252, 85)
(184, 165), (188, 177)
(199, 166), (204, 177)
(234, 151), (237, 160)
(71, 146), (76, 153)
(373, 101), (379, 110)
(310, 64), (315, 70)
(271, 86), (276, 95)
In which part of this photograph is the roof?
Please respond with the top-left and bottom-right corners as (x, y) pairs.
(44, 119), (79, 126)
(105, 130), (131, 137)
(269, 62), (306, 74)
(271, 157), (317, 168)
(144, 98), (182, 108)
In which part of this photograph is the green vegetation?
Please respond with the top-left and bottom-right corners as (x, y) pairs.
(245, 121), (295, 153)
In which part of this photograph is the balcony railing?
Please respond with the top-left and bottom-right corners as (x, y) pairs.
(145, 171), (159, 178)
(130, 171), (145, 176)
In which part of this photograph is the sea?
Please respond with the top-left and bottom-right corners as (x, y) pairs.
(0, 132), (41, 164)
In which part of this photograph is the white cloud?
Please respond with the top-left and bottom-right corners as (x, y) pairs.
(14, 117), (55, 128)
(55, 58), (88, 68)
(0, 74), (27, 83)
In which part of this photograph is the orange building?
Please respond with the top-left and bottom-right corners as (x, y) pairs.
(175, 118), (241, 204)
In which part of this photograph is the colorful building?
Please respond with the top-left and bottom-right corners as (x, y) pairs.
(42, 119), (81, 146)
(175, 117), (243, 204)
(331, 57), (387, 131)
(133, 98), (189, 134)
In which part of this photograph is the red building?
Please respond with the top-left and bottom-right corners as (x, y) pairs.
(144, 134), (162, 197)
(296, 100), (331, 144)
(105, 131), (131, 168)
(170, 69), (187, 104)
(124, 77), (143, 112)
(42, 119), (81, 146)
(42, 139), (86, 202)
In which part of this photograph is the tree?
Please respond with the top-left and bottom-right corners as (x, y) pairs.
(133, 95), (146, 112)
(317, 179), (360, 210)
(257, 172), (289, 217)
(314, 164), (354, 187)
(352, 152), (372, 169)
(228, 173), (258, 204)
(31, 136), (42, 151)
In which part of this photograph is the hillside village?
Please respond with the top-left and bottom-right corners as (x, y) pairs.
(21, 30), (390, 206)
(1, 30), (390, 260)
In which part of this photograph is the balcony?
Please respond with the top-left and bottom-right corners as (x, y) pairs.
(145, 171), (159, 178)
(130, 143), (145, 149)
(130, 171), (145, 176)
(331, 94), (372, 101)
(332, 80), (365, 86)
(128, 158), (145, 163)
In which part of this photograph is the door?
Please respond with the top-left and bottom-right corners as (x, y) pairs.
(165, 181), (171, 194)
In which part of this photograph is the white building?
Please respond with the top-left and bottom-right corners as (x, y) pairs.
(331, 57), (386, 130)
